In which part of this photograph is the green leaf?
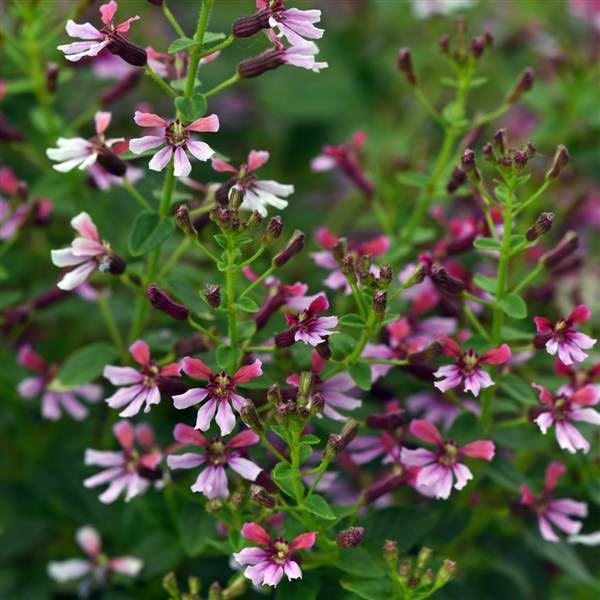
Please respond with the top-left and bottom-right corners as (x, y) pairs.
(303, 494), (336, 520)
(237, 320), (257, 340)
(333, 548), (385, 579)
(473, 273), (498, 294)
(348, 362), (372, 391)
(175, 93), (207, 122)
(330, 334), (356, 361)
(341, 578), (393, 599)
(501, 325), (533, 341)
(232, 297), (259, 313)
(174, 495), (216, 556)
(298, 443), (312, 464)
(272, 462), (299, 498)
(167, 37), (196, 54)
(203, 32), (226, 45)
(468, 76), (489, 89)
(215, 345), (242, 372)
(498, 293), (527, 319)
(56, 343), (117, 387)
(339, 313), (366, 328)
(128, 211), (175, 257)
(275, 572), (320, 600)
(440, 77), (458, 88)
(499, 374), (537, 405)
(474, 237), (502, 251)
(397, 171), (430, 188)
(300, 434), (320, 445)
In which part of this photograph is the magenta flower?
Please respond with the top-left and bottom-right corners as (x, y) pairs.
(173, 358), (263, 436)
(275, 294), (338, 347)
(401, 419), (495, 499)
(50, 211), (125, 290)
(257, 1), (324, 48)
(311, 227), (389, 294)
(532, 382), (600, 454)
(286, 352), (361, 421)
(434, 336), (512, 397)
(233, 522), (316, 587)
(520, 462), (587, 542)
(128, 111), (219, 177)
(84, 420), (162, 503)
(47, 525), (143, 584)
(17, 345), (101, 420)
(57, 1), (141, 62)
(167, 424), (261, 499)
(103, 340), (182, 418)
(212, 150), (294, 216)
(534, 305), (596, 365)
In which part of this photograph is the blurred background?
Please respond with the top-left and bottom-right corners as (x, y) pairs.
(2, 0), (600, 598)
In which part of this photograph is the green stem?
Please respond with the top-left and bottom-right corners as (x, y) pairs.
(97, 294), (126, 361)
(290, 434), (304, 504)
(305, 460), (330, 501)
(160, 160), (176, 217)
(123, 177), (152, 211)
(205, 72), (241, 98)
(198, 33), (235, 59)
(238, 265), (275, 300)
(158, 237), (192, 279)
(188, 317), (221, 344)
(260, 434), (290, 465)
(513, 180), (551, 216)
(226, 237), (239, 366)
(361, 358), (409, 366)
(162, 1), (186, 38)
(184, 0), (215, 99)
(462, 297), (489, 340)
(492, 207), (513, 343)
(145, 65), (177, 98)
(347, 314), (374, 364)
(512, 263), (543, 295)
(193, 239), (219, 263)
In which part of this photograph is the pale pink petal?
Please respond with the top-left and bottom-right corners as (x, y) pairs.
(284, 560), (302, 580)
(133, 111), (168, 128)
(195, 397), (217, 431)
(94, 111), (112, 136)
(47, 559), (91, 582)
(76, 526), (102, 557)
(108, 556), (143, 577)
(118, 388), (149, 418)
(173, 146), (192, 177)
(99, 1), (118, 25)
(228, 456), (261, 481)
(104, 366), (143, 385)
(538, 516), (559, 541)
(105, 385), (145, 409)
(84, 449), (123, 467)
(452, 463), (473, 490)
(247, 150), (270, 170)
(51, 248), (87, 267)
(148, 145), (173, 171)
(400, 448), (435, 467)
(262, 563), (284, 587)
(185, 114), (219, 132)
(173, 388), (209, 409)
(129, 136), (164, 154)
(167, 453), (205, 470)
(215, 400), (236, 436)
(65, 20), (101, 40)
(186, 140), (215, 162)
(233, 547), (269, 566)
(99, 474), (130, 503)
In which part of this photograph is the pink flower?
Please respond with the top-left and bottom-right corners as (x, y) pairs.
(311, 132), (374, 198)
(286, 351), (361, 421)
(401, 419), (495, 499)
(434, 336), (512, 397)
(50, 212), (124, 290)
(47, 525), (143, 583)
(311, 227), (389, 294)
(17, 345), (101, 420)
(128, 111), (220, 177)
(173, 358), (263, 436)
(520, 462), (587, 542)
(277, 41), (328, 73)
(275, 294), (338, 348)
(570, 0), (600, 31)
(406, 391), (479, 430)
(57, 1), (142, 63)
(103, 340), (182, 417)
(212, 150), (294, 216)
(257, 1), (324, 48)
(46, 111), (124, 173)
(531, 383), (600, 454)
(147, 46), (220, 80)
(534, 305), (596, 365)
(411, 0), (474, 19)
(167, 424), (261, 499)
(233, 522), (316, 587)
(84, 420), (162, 503)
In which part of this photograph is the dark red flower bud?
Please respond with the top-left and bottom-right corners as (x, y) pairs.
(341, 254), (355, 277)
(108, 32), (147, 67)
(546, 145), (569, 179)
(316, 339), (331, 360)
(250, 484), (276, 508)
(363, 473), (405, 504)
(241, 400), (263, 434)
(263, 216), (283, 244)
(324, 419), (359, 459)
(255, 470), (278, 494)
(147, 284), (189, 320)
(232, 9), (271, 37)
(460, 149), (480, 182)
(408, 339), (444, 363)
(336, 527), (365, 549)
(397, 48), (416, 85)
(446, 166), (466, 193)
(430, 264), (465, 294)
(274, 329), (296, 348)
(157, 376), (187, 396)
(506, 67), (535, 104)
(332, 238), (348, 262)
(526, 212), (554, 241)
(378, 264), (393, 287)
(373, 290), (387, 317)
(238, 49), (284, 79)
(483, 30), (494, 46)
(439, 35), (450, 54)
(99, 253), (126, 275)
(46, 62), (59, 94)
(366, 408), (405, 430)
(204, 284), (221, 308)
(470, 36), (485, 58)
(176, 204), (197, 237)
(97, 147), (127, 176)
(526, 142), (537, 159)
(273, 230), (305, 267)
(513, 150), (528, 170)
(482, 142), (495, 162)
(492, 128), (507, 155)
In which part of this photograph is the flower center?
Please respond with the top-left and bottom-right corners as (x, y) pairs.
(438, 441), (459, 466)
(206, 439), (228, 465)
(165, 120), (188, 147)
(209, 372), (234, 399)
(460, 349), (480, 375)
(270, 539), (290, 564)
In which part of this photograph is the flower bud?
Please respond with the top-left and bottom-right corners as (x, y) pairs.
(430, 263), (465, 294)
(147, 0), (164, 5)
(324, 418), (358, 460)
(274, 329), (296, 348)
(408, 339), (443, 363)
(483, 30), (494, 46)
(255, 470), (278, 494)
(526, 141), (537, 159)
(332, 238), (348, 262)
(358, 254), (371, 277)
(0, 114), (25, 142)
(439, 35), (450, 54)
(512, 149), (528, 170)
(176, 204), (198, 237)
(241, 400), (263, 434)
(157, 376), (187, 396)
(250, 484), (276, 509)
(228, 185), (244, 210)
(397, 48), (416, 86)
(416, 547), (433, 571)
(262, 216), (283, 244)
(147, 284), (189, 320)
(460, 149), (480, 182)
(97, 147), (127, 176)
(297, 371), (313, 408)
(482, 142), (495, 162)
(402, 264), (426, 288)
(363, 473), (405, 505)
(232, 9), (271, 38)
(470, 36), (485, 58)
(315, 339), (332, 360)
(206, 498), (224, 513)
(98, 253), (126, 275)
(378, 264), (393, 288)
(336, 527), (365, 549)
(108, 32), (147, 67)
(435, 560), (457, 586)
(545, 144), (569, 179)
(542, 231), (578, 269)
(244, 210), (263, 229)
(526, 212), (554, 241)
(373, 290), (387, 318)
(45, 62), (59, 94)
(383, 540), (399, 567)
(207, 581), (223, 600)
(238, 49), (283, 79)
(267, 383), (282, 406)
(366, 408), (405, 430)
(273, 230), (305, 267)
(310, 391), (325, 415)
(204, 284), (221, 308)
(446, 166), (466, 193)
(492, 128), (507, 156)
(163, 572), (179, 598)
(506, 67), (535, 104)
(341, 255), (356, 277)
(16, 181), (29, 200)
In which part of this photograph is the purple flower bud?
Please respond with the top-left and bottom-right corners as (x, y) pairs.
(336, 527), (365, 549)
(408, 339), (444, 363)
(238, 49), (284, 79)
(241, 400), (263, 434)
(176, 204), (198, 237)
(232, 8), (271, 38)
(204, 284), (221, 308)
(513, 150), (528, 170)
(506, 67), (535, 104)
(430, 263), (465, 294)
(46, 62), (59, 94)
(274, 329), (296, 348)
(315, 340), (331, 360)
(366, 408), (405, 430)
(526, 212), (554, 241)
(273, 230), (305, 267)
(229, 186), (244, 210)
(100, 253), (126, 276)
(263, 216), (283, 244)
(373, 290), (387, 317)
(483, 30), (494, 46)
(267, 384), (283, 406)
(435, 560), (457, 585)
(324, 418), (359, 459)
(446, 166), (466, 193)
(492, 128), (507, 156)
(470, 36), (485, 58)
(341, 254), (356, 276)
(363, 473), (405, 505)
(378, 264), (393, 288)
(545, 144), (569, 179)
(439, 35), (450, 54)
(482, 142), (495, 162)
(383, 539), (399, 564)
(250, 484), (276, 508)
(97, 148), (127, 176)
(397, 48), (416, 85)
(332, 238), (348, 262)
(526, 141), (537, 159)
(157, 376), (187, 396)
(147, 284), (189, 321)
(403, 264), (426, 288)
(108, 32), (147, 67)
(460, 149), (481, 182)
(255, 470), (278, 494)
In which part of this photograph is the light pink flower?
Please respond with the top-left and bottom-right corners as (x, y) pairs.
(47, 525), (143, 583)
(570, 0), (600, 31)
(57, 1), (141, 62)
(167, 424), (261, 499)
(173, 358), (263, 436)
(257, 1), (324, 48)
(286, 352), (361, 421)
(233, 522), (316, 587)
(212, 150), (294, 216)
(46, 111), (124, 173)
(17, 345), (101, 420)
(531, 382), (600, 454)
(401, 419), (495, 499)
(103, 340), (182, 417)
(275, 294), (338, 347)
(84, 420), (162, 503)
(278, 41), (328, 72)
(433, 336), (512, 397)
(534, 305), (596, 365)
(128, 111), (220, 177)
(520, 462), (587, 542)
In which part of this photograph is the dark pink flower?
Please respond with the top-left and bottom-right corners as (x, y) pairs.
(520, 462), (587, 542)
(275, 294), (338, 347)
(311, 227), (389, 294)
(534, 305), (596, 365)
(57, 1), (141, 62)
(129, 111), (219, 177)
(434, 336), (512, 397)
(47, 525), (143, 583)
(233, 522), (316, 587)
(84, 420), (162, 503)
(167, 424), (261, 499)
(17, 345), (101, 420)
(103, 340), (182, 417)
(212, 150), (294, 216)
(554, 358), (600, 395)
(173, 358), (263, 436)
(401, 419), (495, 499)
(532, 383), (600, 454)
